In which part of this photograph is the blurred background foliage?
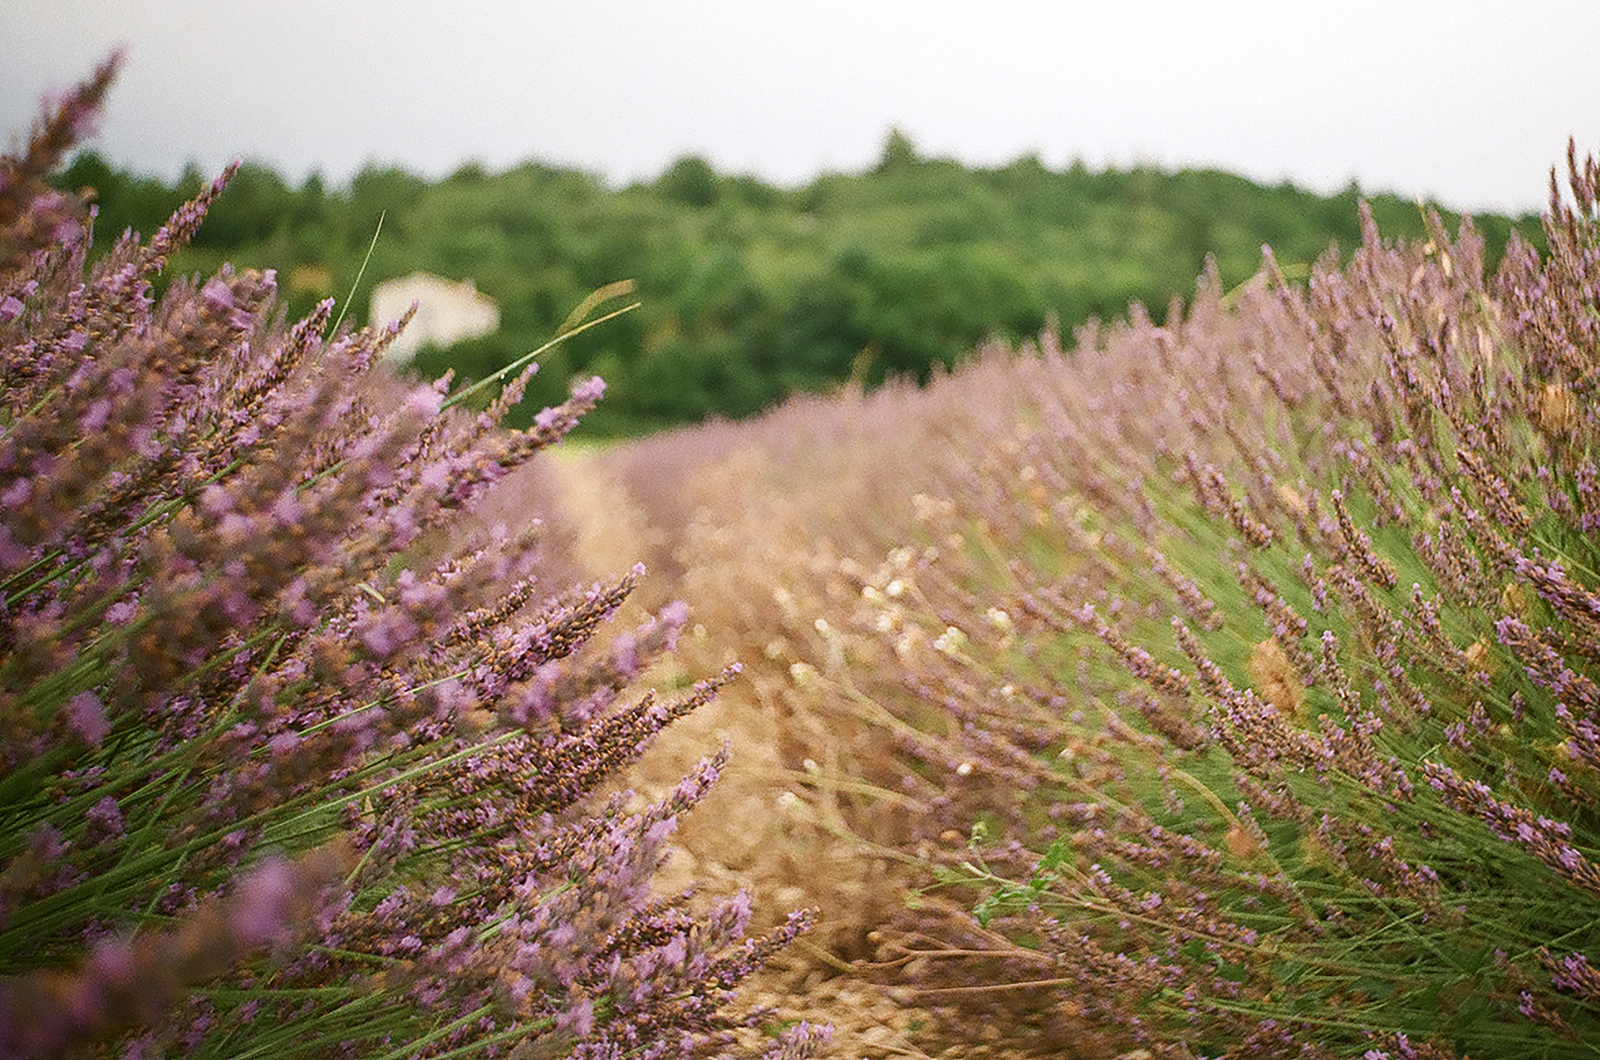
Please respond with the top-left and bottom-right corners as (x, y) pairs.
(54, 130), (1545, 436)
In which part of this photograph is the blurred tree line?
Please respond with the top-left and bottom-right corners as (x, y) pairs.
(54, 132), (1545, 436)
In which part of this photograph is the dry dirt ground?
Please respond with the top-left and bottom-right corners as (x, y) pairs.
(496, 449), (1130, 1060)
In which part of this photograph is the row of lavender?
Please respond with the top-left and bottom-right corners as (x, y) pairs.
(602, 147), (1600, 1053)
(0, 60), (825, 1059)
(860, 174), (1600, 1056)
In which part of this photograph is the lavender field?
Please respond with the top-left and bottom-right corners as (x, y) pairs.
(556, 145), (1600, 1057)
(7, 58), (1600, 1060)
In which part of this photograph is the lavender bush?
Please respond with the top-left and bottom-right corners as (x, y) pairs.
(0, 58), (823, 1060)
(829, 153), (1600, 1056)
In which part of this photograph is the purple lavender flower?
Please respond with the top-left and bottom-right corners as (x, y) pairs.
(0, 58), (814, 1060)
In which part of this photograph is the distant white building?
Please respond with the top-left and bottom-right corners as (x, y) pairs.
(369, 272), (500, 362)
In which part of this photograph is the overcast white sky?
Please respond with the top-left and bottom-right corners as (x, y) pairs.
(3, 0), (1596, 214)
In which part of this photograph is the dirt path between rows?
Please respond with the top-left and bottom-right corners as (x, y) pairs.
(516, 450), (985, 1059)
(509, 447), (1121, 1060)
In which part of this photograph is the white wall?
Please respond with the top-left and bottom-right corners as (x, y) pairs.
(370, 273), (500, 361)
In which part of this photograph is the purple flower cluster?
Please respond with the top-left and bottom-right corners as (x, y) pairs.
(0, 60), (814, 1060)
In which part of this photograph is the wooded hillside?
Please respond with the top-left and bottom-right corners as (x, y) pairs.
(56, 132), (1544, 434)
